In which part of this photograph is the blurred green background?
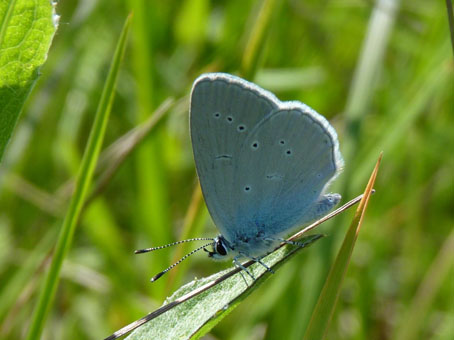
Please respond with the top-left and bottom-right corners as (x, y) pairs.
(0, 0), (452, 339)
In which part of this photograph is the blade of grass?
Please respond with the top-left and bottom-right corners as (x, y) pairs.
(24, 13), (132, 340)
(3, 172), (64, 216)
(446, 0), (454, 54)
(0, 97), (173, 222)
(307, 4), (397, 329)
(341, 0), (398, 190)
(393, 228), (454, 340)
(53, 97), (175, 206)
(86, 97), (175, 205)
(165, 183), (208, 292)
(303, 153), (381, 340)
(130, 1), (172, 297)
(0, 227), (57, 324)
(352, 42), (451, 192)
(344, 0), (399, 125)
(240, 0), (277, 79)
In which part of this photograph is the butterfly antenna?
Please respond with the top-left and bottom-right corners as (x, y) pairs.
(135, 237), (215, 254)
(150, 242), (215, 282)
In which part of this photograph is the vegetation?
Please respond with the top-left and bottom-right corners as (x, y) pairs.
(0, 1), (452, 339)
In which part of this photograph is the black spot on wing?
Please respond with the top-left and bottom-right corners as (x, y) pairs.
(215, 154), (233, 160)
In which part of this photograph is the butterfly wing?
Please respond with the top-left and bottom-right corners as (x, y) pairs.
(190, 73), (343, 244)
(232, 103), (344, 240)
(190, 73), (279, 237)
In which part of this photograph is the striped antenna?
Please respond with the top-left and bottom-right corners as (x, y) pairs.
(150, 242), (215, 282)
(135, 237), (215, 254)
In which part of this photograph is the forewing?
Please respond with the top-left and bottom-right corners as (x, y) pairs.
(190, 73), (279, 238)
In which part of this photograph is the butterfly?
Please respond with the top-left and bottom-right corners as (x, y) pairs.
(137, 73), (343, 281)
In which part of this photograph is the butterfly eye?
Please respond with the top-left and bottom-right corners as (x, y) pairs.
(286, 149), (292, 155)
(244, 186), (251, 192)
(226, 116), (233, 123)
(213, 112), (221, 118)
(215, 242), (227, 256)
(251, 141), (259, 149)
(279, 140), (285, 145)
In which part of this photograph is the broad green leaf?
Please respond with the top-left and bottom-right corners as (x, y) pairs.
(125, 234), (323, 340)
(0, 0), (58, 160)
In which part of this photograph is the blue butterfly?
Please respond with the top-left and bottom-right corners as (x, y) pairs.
(137, 73), (343, 281)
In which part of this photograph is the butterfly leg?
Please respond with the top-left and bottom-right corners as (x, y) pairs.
(279, 238), (304, 246)
(255, 257), (275, 274)
(238, 270), (249, 286)
(238, 251), (274, 274)
(233, 257), (255, 281)
(265, 237), (316, 248)
(256, 258), (274, 274)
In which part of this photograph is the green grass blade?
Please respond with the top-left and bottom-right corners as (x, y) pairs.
(0, 226), (57, 322)
(303, 154), (381, 340)
(130, 1), (172, 297)
(174, 0), (209, 45)
(393, 228), (454, 340)
(24, 13), (132, 340)
(240, 0), (277, 79)
(341, 0), (398, 187)
(165, 184), (209, 293)
(446, 0), (454, 54)
(351, 43), (451, 192)
(344, 0), (398, 124)
(0, 0), (58, 160)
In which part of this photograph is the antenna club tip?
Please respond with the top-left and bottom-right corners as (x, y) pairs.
(135, 249), (150, 254)
(151, 272), (165, 282)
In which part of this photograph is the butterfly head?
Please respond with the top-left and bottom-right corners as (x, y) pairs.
(205, 235), (233, 260)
